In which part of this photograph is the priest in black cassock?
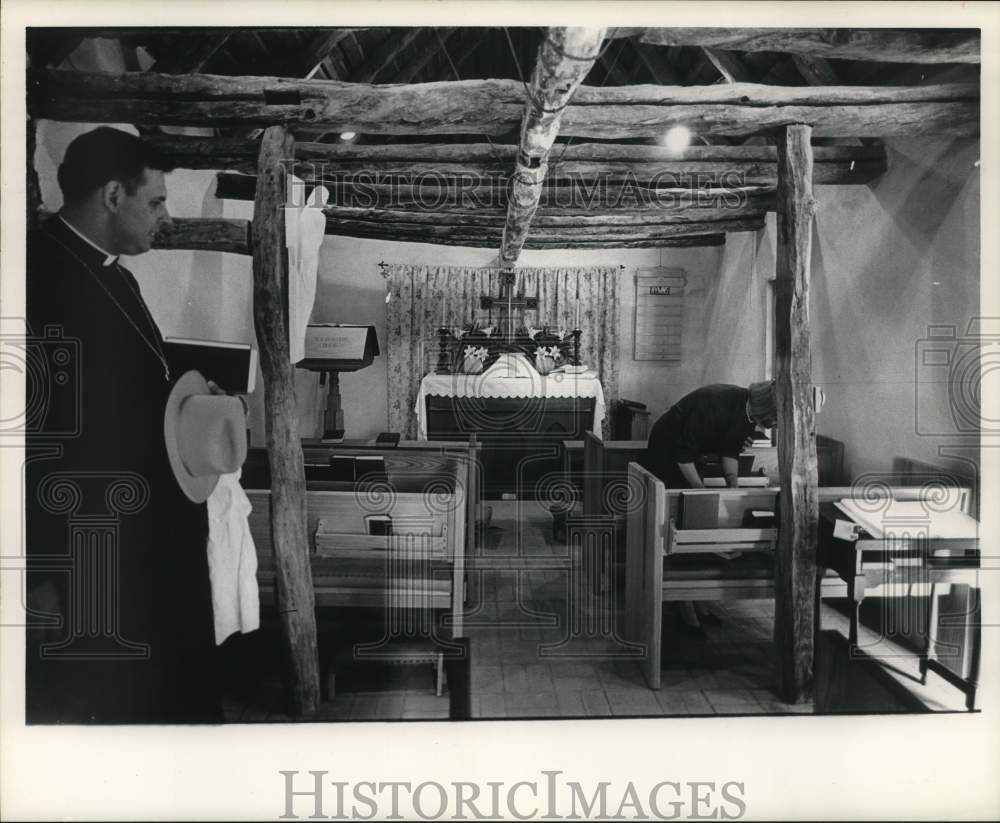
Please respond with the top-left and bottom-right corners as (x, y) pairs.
(25, 127), (221, 723)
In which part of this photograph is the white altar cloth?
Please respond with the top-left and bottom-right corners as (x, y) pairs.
(415, 353), (606, 439)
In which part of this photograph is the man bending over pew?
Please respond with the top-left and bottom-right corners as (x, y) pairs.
(641, 381), (776, 634)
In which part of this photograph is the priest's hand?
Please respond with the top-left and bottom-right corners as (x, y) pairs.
(207, 380), (248, 415)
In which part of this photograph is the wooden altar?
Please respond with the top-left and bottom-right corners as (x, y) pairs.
(418, 353), (605, 499)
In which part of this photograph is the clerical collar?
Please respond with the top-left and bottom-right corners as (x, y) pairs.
(58, 215), (118, 267)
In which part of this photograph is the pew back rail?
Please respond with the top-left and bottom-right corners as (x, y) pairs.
(625, 462), (849, 690)
(245, 452), (469, 638)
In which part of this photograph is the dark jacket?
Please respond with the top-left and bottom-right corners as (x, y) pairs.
(643, 384), (757, 485)
(25, 215), (219, 724)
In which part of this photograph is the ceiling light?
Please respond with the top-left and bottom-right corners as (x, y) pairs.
(662, 126), (692, 152)
(339, 131), (357, 142)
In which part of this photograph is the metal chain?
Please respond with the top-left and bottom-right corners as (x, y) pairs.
(49, 230), (172, 382)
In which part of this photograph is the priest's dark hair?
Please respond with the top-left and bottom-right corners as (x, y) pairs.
(57, 127), (175, 205)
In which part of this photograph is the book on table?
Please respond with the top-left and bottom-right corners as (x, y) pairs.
(164, 337), (258, 394)
(834, 498), (979, 541)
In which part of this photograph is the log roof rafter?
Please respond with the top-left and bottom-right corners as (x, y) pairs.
(498, 27), (607, 266)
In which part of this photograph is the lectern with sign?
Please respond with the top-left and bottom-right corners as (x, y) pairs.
(298, 324), (380, 441)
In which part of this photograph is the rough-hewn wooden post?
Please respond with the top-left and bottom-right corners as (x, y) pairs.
(252, 125), (320, 717)
(773, 123), (818, 704)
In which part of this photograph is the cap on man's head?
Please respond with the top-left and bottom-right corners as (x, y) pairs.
(748, 380), (776, 425)
(57, 127), (173, 205)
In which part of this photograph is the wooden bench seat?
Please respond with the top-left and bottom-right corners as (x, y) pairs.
(571, 432), (780, 590)
(244, 443), (477, 701)
(624, 462), (849, 689)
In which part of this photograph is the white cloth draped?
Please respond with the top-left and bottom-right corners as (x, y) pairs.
(206, 470), (260, 645)
(286, 181), (330, 363)
(415, 353), (606, 440)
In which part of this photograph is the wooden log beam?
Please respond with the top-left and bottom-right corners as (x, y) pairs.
(524, 235), (725, 249)
(791, 54), (840, 87)
(499, 28), (606, 266)
(157, 136), (885, 184)
(622, 27), (981, 64)
(557, 87), (978, 139)
(702, 47), (756, 83)
(251, 126), (320, 718)
(152, 217), (251, 254)
(325, 217), (756, 243)
(790, 55), (880, 149)
(324, 224), (726, 249)
(217, 170), (782, 212)
(30, 70), (978, 138)
(321, 205), (767, 229)
(773, 123), (818, 705)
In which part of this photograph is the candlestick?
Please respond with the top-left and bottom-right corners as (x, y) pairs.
(435, 327), (451, 374)
(575, 301), (580, 330)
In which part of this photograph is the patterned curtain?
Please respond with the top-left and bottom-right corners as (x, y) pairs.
(384, 264), (620, 438)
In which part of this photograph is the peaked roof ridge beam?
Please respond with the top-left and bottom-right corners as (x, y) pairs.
(499, 27), (606, 266)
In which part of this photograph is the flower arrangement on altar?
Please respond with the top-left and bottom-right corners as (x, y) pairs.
(534, 345), (563, 375)
(462, 345), (490, 374)
(439, 321), (581, 375)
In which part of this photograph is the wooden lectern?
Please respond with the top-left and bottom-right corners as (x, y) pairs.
(298, 324), (380, 442)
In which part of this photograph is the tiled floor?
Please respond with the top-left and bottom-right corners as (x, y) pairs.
(223, 500), (948, 722)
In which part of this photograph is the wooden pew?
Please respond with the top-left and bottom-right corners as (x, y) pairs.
(576, 432), (777, 592)
(582, 431), (647, 519)
(624, 462), (849, 690)
(244, 443), (474, 701)
(624, 465), (979, 696)
(582, 431), (780, 518)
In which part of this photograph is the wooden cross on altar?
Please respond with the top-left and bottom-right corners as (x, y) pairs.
(479, 270), (538, 341)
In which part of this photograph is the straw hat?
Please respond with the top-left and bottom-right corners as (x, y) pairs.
(163, 370), (247, 503)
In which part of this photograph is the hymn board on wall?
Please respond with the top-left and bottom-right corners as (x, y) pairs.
(633, 268), (687, 361)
